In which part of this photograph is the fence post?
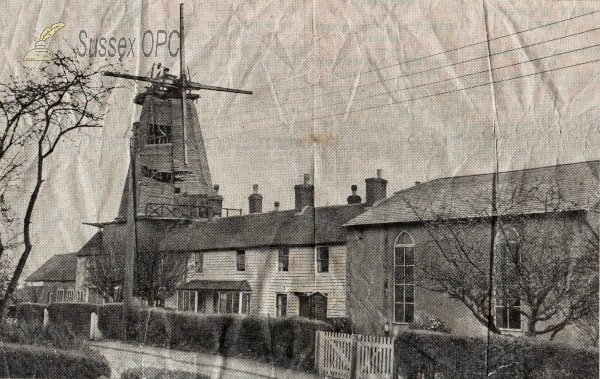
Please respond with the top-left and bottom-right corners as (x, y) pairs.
(314, 330), (320, 373)
(350, 335), (358, 379)
(42, 308), (49, 329)
(90, 312), (103, 341)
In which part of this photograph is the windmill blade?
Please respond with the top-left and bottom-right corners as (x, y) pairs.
(186, 81), (253, 95)
(103, 72), (178, 87)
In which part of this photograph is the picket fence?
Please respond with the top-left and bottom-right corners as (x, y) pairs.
(315, 331), (394, 379)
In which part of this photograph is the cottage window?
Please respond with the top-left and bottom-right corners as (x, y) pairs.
(76, 290), (85, 303)
(316, 246), (329, 273)
(278, 247), (289, 272)
(276, 294), (287, 317)
(66, 288), (75, 303)
(217, 291), (250, 315)
(195, 252), (203, 273)
(56, 288), (64, 303)
(394, 232), (415, 323)
(180, 291), (196, 311)
(236, 250), (245, 271)
(147, 124), (172, 144)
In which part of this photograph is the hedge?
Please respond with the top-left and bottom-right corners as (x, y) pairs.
(0, 342), (110, 379)
(395, 329), (599, 379)
(121, 367), (209, 379)
(99, 307), (332, 371)
(15, 302), (46, 324)
(47, 302), (98, 335)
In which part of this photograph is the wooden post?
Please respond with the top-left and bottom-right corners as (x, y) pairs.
(123, 122), (139, 341)
(180, 3), (188, 165)
(350, 334), (358, 379)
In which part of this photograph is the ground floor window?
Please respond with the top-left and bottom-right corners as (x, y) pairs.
(76, 290), (85, 303)
(496, 299), (521, 330)
(298, 293), (327, 321)
(216, 291), (250, 315)
(276, 294), (287, 317)
(181, 291), (196, 312)
(56, 288), (65, 303)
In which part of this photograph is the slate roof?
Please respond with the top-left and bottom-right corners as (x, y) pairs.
(346, 160), (600, 227)
(76, 231), (103, 257)
(160, 203), (366, 252)
(25, 253), (77, 283)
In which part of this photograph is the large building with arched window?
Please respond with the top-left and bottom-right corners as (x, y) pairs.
(344, 160), (599, 343)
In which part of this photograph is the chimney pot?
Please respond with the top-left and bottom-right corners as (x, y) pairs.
(415, 181), (421, 186)
(365, 170), (387, 206)
(248, 184), (263, 214)
(274, 201), (280, 211)
(347, 184), (362, 204)
(208, 185), (223, 219)
(295, 174), (314, 210)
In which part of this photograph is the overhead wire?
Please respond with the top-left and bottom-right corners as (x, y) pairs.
(202, 26), (600, 124)
(200, 9), (600, 122)
(206, 55), (600, 140)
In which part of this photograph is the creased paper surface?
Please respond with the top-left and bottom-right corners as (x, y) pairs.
(0, 1), (598, 378)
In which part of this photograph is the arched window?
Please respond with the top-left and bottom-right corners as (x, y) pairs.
(494, 227), (521, 330)
(394, 232), (415, 323)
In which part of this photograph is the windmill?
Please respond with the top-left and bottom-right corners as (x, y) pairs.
(103, 3), (252, 330)
(104, 3), (252, 221)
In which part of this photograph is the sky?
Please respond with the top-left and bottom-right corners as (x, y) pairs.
(1, 0), (599, 275)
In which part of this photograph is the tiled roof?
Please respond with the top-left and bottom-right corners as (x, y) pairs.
(346, 160), (600, 226)
(160, 203), (366, 252)
(76, 231), (103, 257)
(25, 253), (77, 283)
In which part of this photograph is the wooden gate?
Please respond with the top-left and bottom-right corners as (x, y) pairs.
(315, 331), (394, 379)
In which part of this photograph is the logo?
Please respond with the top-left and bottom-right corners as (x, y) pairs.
(24, 22), (65, 61)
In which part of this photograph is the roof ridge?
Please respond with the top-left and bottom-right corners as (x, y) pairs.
(394, 159), (600, 195)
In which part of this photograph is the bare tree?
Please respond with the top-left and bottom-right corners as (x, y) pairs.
(0, 51), (117, 318)
(86, 243), (186, 307)
(134, 244), (186, 307)
(403, 178), (599, 338)
(86, 247), (125, 303)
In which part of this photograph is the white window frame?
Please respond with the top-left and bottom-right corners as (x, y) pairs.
(76, 290), (85, 303)
(56, 288), (65, 303)
(278, 247), (289, 272)
(236, 250), (246, 271)
(66, 288), (75, 303)
(216, 291), (251, 315)
(181, 290), (197, 312)
(394, 232), (415, 324)
(494, 228), (523, 331)
(195, 252), (203, 273)
(316, 246), (329, 273)
(276, 293), (287, 317)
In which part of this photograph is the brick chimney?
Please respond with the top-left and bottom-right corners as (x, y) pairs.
(347, 185), (362, 204)
(248, 184), (263, 214)
(294, 173), (314, 210)
(365, 169), (387, 206)
(208, 184), (223, 217)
